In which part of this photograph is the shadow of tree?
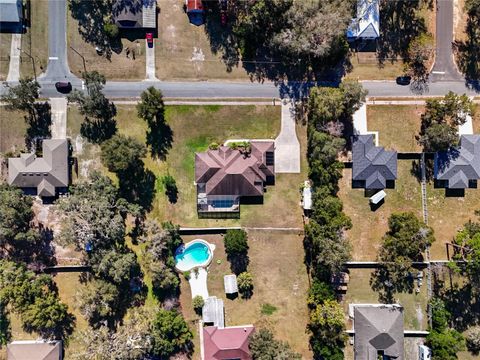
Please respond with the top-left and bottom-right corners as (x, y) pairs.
(147, 121), (173, 161)
(370, 265), (415, 303)
(69, 0), (123, 59)
(80, 117), (117, 144)
(453, 13), (480, 89)
(25, 102), (51, 151)
(227, 253), (249, 275)
(118, 162), (156, 212)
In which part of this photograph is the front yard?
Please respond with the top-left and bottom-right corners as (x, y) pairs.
(179, 231), (311, 359)
(0, 106), (26, 154)
(0, 34), (11, 81)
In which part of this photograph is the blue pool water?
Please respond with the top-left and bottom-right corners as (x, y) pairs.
(175, 241), (211, 271)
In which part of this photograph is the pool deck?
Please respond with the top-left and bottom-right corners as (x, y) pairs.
(189, 267), (209, 300)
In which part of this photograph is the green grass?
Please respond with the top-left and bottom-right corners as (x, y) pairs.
(344, 54), (405, 81)
(367, 105), (424, 152)
(260, 303), (278, 315)
(20, 0), (49, 78)
(339, 160), (423, 261)
(0, 106), (27, 154)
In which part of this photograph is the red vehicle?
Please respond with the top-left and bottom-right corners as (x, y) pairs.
(220, 11), (227, 27)
(146, 32), (154, 48)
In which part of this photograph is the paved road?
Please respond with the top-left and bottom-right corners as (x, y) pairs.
(431, 0), (463, 81)
(41, 0), (77, 82)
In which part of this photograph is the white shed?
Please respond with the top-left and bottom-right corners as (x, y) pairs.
(302, 181), (312, 210)
(369, 190), (386, 205)
(224, 274), (238, 294)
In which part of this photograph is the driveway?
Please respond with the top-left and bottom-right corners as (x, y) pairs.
(50, 98), (67, 139)
(431, 0), (463, 81)
(6, 34), (21, 82)
(145, 40), (157, 81)
(275, 101), (300, 173)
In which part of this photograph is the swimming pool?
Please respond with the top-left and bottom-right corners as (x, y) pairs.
(174, 239), (214, 272)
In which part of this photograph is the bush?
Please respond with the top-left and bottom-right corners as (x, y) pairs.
(192, 296), (204, 315)
(103, 23), (119, 39)
(237, 272), (254, 299)
(161, 175), (178, 204)
(209, 142), (219, 150)
(183, 271), (190, 280)
(260, 303), (277, 315)
(466, 326), (480, 355)
(224, 229), (249, 274)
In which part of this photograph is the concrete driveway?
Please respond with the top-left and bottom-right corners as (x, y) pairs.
(275, 101), (300, 173)
(6, 34), (21, 82)
(146, 40), (158, 81)
(50, 98), (67, 139)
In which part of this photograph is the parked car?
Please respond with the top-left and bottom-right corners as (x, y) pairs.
(55, 81), (72, 93)
(146, 33), (154, 48)
(396, 76), (411, 85)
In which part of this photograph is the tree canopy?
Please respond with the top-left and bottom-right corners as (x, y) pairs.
(249, 328), (301, 360)
(100, 134), (146, 173)
(223, 229), (250, 274)
(150, 309), (193, 358)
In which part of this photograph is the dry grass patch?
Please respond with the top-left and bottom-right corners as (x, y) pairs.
(155, 0), (249, 80)
(179, 231), (311, 359)
(20, 0), (49, 78)
(367, 105), (424, 152)
(454, 0), (468, 42)
(426, 183), (480, 260)
(0, 34), (11, 81)
(0, 106), (27, 154)
(339, 160), (423, 261)
(473, 105), (480, 133)
(345, 53), (405, 81)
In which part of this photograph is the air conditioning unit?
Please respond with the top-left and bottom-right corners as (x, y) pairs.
(419, 345), (432, 360)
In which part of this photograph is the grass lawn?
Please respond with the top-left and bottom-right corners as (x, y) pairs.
(344, 53), (405, 81)
(155, 1), (249, 81)
(343, 268), (429, 331)
(67, 11), (146, 80)
(367, 105), (424, 153)
(0, 106), (27, 154)
(473, 105), (480, 134)
(68, 104), (307, 229)
(0, 33), (11, 81)
(426, 182), (480, 260)
(454, 0), (468, 42)
(179, 231), (311, 359)
(20, 0), (49, 78)
(339, 160), (423, 261)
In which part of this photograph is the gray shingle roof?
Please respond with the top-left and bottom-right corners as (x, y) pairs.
(0, 0), (22, 23)
(354, 304), (404, 360)
(7, 340), (62, 360)
(112, 0), (156, 28)
(434, 135), (480, 189)
(8, 139), (69, 197)
(352, 135), (397, 189)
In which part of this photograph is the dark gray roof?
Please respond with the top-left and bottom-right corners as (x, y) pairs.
(0, 0), (22, 23)
(434, 135), (480, 188)
(352, 135), (397, 189)
(354, 305), (404, 360)
(8, 139), (69, 197)
(347, 0), (380, 39)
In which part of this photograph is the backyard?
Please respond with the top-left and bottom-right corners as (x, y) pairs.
(179, 231), (311, 359)
(68, 104), (307, 229)
(339, 160), (423, 261)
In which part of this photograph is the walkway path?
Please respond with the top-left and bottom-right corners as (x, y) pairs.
(275, 101), (300, 173)
(6, 34), (21, 82)
(50, 98), (67, 139)
(145, 40), (158, 81)
(188, 268), (209, 299)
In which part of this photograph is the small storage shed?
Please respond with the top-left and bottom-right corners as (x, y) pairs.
(224, 274), (238, 294)
(369, 190), (386, 205)
(302, 181), (312, 211)
(202, 296), (225, 328)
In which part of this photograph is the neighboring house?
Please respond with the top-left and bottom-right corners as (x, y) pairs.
(112, 0), (156, 29)
(434, 134), (480, 189)
(203, 325), (255, 360)
(347, 0), (380, 41)
(186, 0), (204, 26)
(352, 134), (397, 190)
(195, 141), (275, 215)
(7, 340), (63, 360)
(8, 139), (69, 198)
(0, 0), (23, 33)
(352, 304), (404, 360)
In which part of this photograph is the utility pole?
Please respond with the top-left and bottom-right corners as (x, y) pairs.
(69, 46), (87, 76)
(18, 48), (37, 81)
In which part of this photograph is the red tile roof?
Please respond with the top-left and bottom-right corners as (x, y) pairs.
(203, 326), (255, 360)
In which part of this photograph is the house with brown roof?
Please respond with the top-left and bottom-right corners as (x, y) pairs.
(8, 139), (69, 198)
(7, 340), (62, 360)
(195, 141), (275, 215)
(202, 325), (255, 360)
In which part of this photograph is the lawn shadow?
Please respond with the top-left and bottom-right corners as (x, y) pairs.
(453, 13), (480, 84)
(147, 121), (173, 160)
(118, 162), (156, 212)
(25, 102), (51, 151)
(80, 116), (118, 144)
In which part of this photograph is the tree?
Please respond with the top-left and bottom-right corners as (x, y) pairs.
(192, 296), (204, 315)
(371, 212), (434, 302)
(67, 71), (117, 143)
(137, 86), (165, 125)
(418, 92), (474, 152)
(249, 328), (302, 360)
(161, 174), (178, 204)
(90, 250), (141, 286)
(0, 185), (39, 255)
(453, 218), (480, 290)
(466, 326), (480, 355)
(237, 272), (254, 299)
(141, 220), (183, 262)
(22, 293), (75, 340)
(273, 0), (351, 59)
(100, 134), (146, 173)
(426, 329), (466, 360)
(150, 309), (193, 358)
(103, 23), (119, 39)
(224, 229), (249, 274)
(56, 172), (128, 253)
(307, 280), (335, 309)
(75, 279), (120, 327)
(150, 263), (180, 300)
(0, 304), (10, 347)
(1, 77), (40, 116)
